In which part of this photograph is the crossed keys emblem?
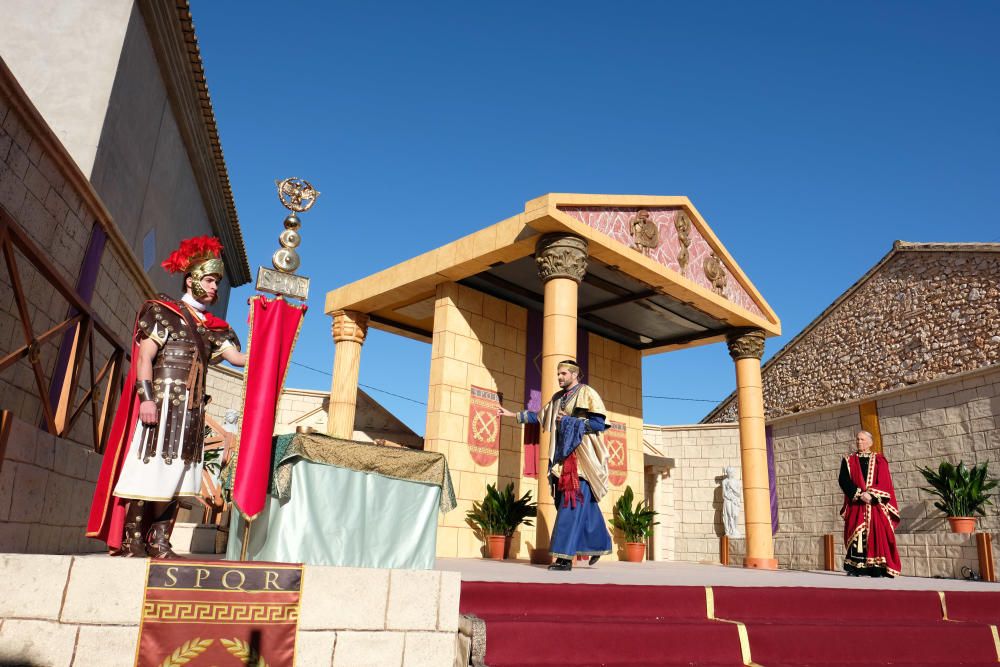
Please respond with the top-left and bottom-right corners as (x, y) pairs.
(608, 439), (626, 467)
(471, 409), (499, 443)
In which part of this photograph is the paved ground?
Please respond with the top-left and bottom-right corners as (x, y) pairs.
(436, 557), (1000, 591)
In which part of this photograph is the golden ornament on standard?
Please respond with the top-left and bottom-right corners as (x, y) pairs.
(272, 247), (300, 273)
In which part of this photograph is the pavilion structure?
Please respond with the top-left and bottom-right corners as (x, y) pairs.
(323, 194), (781, 568)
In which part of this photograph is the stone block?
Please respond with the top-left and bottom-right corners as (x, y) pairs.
(300, 566), (389, 631)
(0, 521), (29, 552)
(9, 461), (48, 523)
(295, 630), (337, 667)
(74, 625), (139, 667)
(0, 619), (77, 667)
(403, 631), (456, 667)
(34, 430), (56, 469)
(0, 554), (71, 619)
(53, 440), (90, 480)
(333, 631), (404, 667)
(437, 571), (461, 632)
(387, 570), (440, 631)
(62, 556), (146, 625)
(0, 461), (12, 521)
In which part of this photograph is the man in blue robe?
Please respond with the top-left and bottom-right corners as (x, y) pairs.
(498, 360), (612, 571)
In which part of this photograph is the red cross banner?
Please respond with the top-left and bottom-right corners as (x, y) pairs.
(606, 420), (628, 487)
(467, 385), (501, 466)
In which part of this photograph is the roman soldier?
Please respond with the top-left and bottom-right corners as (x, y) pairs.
(87, 236), (246, 559)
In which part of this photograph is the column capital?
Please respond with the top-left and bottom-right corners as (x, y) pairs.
(726, 328), (766, 361)
(331, 310), (369, 344)
(535, 234), (588, 283)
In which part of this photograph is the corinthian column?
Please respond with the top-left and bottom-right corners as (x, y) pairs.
(327, 310), (369, 439)
(727, 328), (777, 569)
(532, 233), (588, 564)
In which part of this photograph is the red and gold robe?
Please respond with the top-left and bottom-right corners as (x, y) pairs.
(840, 452), (901, 576)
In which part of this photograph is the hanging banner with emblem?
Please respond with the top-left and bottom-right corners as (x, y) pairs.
(606, 420), (628, 487)
(135, 560), (302, 667)
(467, 385), (501, 466)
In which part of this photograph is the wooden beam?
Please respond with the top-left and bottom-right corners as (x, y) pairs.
(579, 289), (658, 314)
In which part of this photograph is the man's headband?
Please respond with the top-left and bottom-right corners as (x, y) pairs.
(557, 360), (580, 373)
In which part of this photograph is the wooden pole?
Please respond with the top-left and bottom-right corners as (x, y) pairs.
(823, 534), (836, 571)
(976, 533), (995, 582)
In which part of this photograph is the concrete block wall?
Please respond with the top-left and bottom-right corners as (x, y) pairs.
(0, 414), (103, 554)
(1, 66), (143, 450)
(727, 532), (991, 579)
(643, 424), (743, 563)
(426, 282), (529, 559)
(760, 365), (1000, 573)
(0, 554), (460, 667)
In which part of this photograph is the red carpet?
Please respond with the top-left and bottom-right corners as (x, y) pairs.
(460, 582), (1000, 666)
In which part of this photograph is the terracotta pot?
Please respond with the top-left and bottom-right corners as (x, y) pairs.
(624, 542), (646, 562)
(948, 517), (977, 534)
(487, 535), (506, 560)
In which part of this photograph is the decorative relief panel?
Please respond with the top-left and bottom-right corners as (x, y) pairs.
(558, 206), (765, 318)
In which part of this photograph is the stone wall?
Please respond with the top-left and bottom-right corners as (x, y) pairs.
(1, 63), (144, 449)
(709, 247), (1000, 423)
(761, 365), (1000, 574)
(643, 424), (743, 563)
(726, 532), (990, 579)
(426, 282), (530, 559)
(0, 415), (104, 554)
(0, 554), (460, 667)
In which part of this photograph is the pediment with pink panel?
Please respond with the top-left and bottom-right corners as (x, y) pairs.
(557, 206), (766, 319)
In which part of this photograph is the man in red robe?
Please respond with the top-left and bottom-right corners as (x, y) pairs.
(87, 237), (246, 559)
(839, 430), (901, 577)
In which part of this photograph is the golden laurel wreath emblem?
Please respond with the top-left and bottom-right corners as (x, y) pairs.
(157, 638), (213, 667)
(221, 637), (271, 667)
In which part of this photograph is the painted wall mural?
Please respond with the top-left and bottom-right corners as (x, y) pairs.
(558, 206), (765, 318)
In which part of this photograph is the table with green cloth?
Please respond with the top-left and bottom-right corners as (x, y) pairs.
(224, 432), (456, 570)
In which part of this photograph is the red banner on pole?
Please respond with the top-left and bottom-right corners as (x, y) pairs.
(233, 296), (306, 520)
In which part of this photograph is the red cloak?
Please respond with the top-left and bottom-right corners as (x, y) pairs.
(840, 452), (902, 576)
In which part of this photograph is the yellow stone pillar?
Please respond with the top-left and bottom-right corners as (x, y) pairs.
(327, 310), (369, 439)
(727, 328), (777, 569)
(531, 233), (588, 564)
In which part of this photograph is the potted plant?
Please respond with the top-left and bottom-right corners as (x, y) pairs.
(467, 482), (537, 559)
(918, 461), (998, 534)
(610, 485), (658, 562)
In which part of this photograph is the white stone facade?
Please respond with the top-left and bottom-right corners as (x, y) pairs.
(643, 423), (744, 564)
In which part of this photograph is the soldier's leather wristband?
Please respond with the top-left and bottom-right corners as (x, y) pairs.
(136, 380), (155, 402)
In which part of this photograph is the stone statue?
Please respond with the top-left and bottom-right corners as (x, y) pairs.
(223, 409), (241, 434)
(722, 466), (743, 538)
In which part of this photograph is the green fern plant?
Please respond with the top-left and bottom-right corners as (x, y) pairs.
(918, 460), (998, 518)
(610, 485), (658, 543)
(466, 482), (536, 537)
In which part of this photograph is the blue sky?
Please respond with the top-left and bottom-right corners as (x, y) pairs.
(195, 1), (999, 434)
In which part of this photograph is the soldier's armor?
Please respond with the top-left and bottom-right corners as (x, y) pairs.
(136, 296), (239, 465)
